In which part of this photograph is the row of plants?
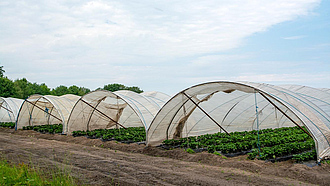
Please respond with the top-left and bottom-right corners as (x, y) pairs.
(206, 132), (310, 154)
(247, 139), (315, 160)
(72, 127), (146, 143)
(22, 124), (63, 134)
(0, 122), (15, 128)
(161, 126), (316, 162)
(292, 150), (317, 162)
(19, 123), (146, 143)
(163, 126), (308, 149)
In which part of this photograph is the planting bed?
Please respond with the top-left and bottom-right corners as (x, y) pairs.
(20, 124), (147, 143)
(1, 126), (330, 185)
(72, 127), (146, 143)
(22, 124), (63, 134)
(161, 126), (317, 162)
(20, 124), (317, 162)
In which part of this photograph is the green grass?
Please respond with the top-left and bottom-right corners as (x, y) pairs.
(0, 158), (77, 186)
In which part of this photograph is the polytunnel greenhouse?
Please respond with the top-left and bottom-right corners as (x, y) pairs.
(147, 81), (330, 161)
(0, 97), (24, 123)
(16, 94), (80, 130)
(66, 90), (170, 134)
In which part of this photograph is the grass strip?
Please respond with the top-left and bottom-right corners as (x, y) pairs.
(0, 158), (77, 186)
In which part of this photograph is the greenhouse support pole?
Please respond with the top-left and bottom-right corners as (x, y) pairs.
(221, 102), (239, 128)
(117, 97), (119, 129)
(166, 97), (192, 140)
(25, 100), (63, 122)
(182, 92), (230, 136)
(86, 96), (106, 131)
(0, 104), (13, 113)
(47, 107), (55, 125)
(258, 92), (312, 138)
(182, 103), (190, 148)
(254, 91), (261, 157)
(80, 99), (127, 129)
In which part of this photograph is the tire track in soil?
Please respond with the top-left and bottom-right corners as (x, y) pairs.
(0, 129), (324, 185)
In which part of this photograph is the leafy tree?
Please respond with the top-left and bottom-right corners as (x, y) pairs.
(103, 83), (126, 92)
(103, 83), (143, 93)
(39, 83), (51, 95)
(0, 66), (5, 78)
(28, 83), (51, 96)
(67, 85), (90, 96)
(51, 85), (68, 96)
(0, 67), (141, 98)
(78, 87), (90, 96)
(0, 77), (15, 97)
(13, 78), (32, 99)
(68, 85), (80, 95)
(127, 86), (143, 93)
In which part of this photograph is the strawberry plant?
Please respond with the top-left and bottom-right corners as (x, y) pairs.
(292, 150), (317, 162)
(0, 122), (15, 128)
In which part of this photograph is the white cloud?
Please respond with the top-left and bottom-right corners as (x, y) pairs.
(191, 54), (251, 67)
(233, 73), (330, 83)
(283, 35), (307, 40)
(181, 72), (330, 89)
(0, 0), (320, 57)
(0, 0), (325, 94)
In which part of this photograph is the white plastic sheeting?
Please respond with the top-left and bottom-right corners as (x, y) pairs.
(319, 88), (330, 94)
(279, 85), (330, 127)
(147, 81), (330, 160)
(141, 91), (171, 108)
(0, 97), (24, 123)
(16, 94), (80, 130)
(66, 90), (168, 134)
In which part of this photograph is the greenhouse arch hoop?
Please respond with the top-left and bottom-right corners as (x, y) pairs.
(147, 81), (330, 161)
(15, 94), (80, 131)
(0, 97), (24, 123)
(66, 90), (164, 134)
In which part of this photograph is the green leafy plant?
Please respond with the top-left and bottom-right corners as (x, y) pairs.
(0, 158), (76, 185)
(0, 122), (15, 128)
(292, 150), (317, 162)
(213, 151), (222, 156)
(186, 148), (195, 154)
(72, 127), (146, 143)
(22, 124), (63, 134)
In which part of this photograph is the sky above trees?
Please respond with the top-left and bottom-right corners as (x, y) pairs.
(0, 0), (329, 95)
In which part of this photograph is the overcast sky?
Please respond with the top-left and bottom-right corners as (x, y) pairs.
(1, 0), (329, 95)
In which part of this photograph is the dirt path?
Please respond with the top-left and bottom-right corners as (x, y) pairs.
(1, 128), (329, 185)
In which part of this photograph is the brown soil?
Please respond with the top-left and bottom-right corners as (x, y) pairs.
(1, 128), (330, 185)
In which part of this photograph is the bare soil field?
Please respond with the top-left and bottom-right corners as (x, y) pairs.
(1, 128), (330, 185)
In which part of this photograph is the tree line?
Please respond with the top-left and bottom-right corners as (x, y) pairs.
(0, 66), (143, 99)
